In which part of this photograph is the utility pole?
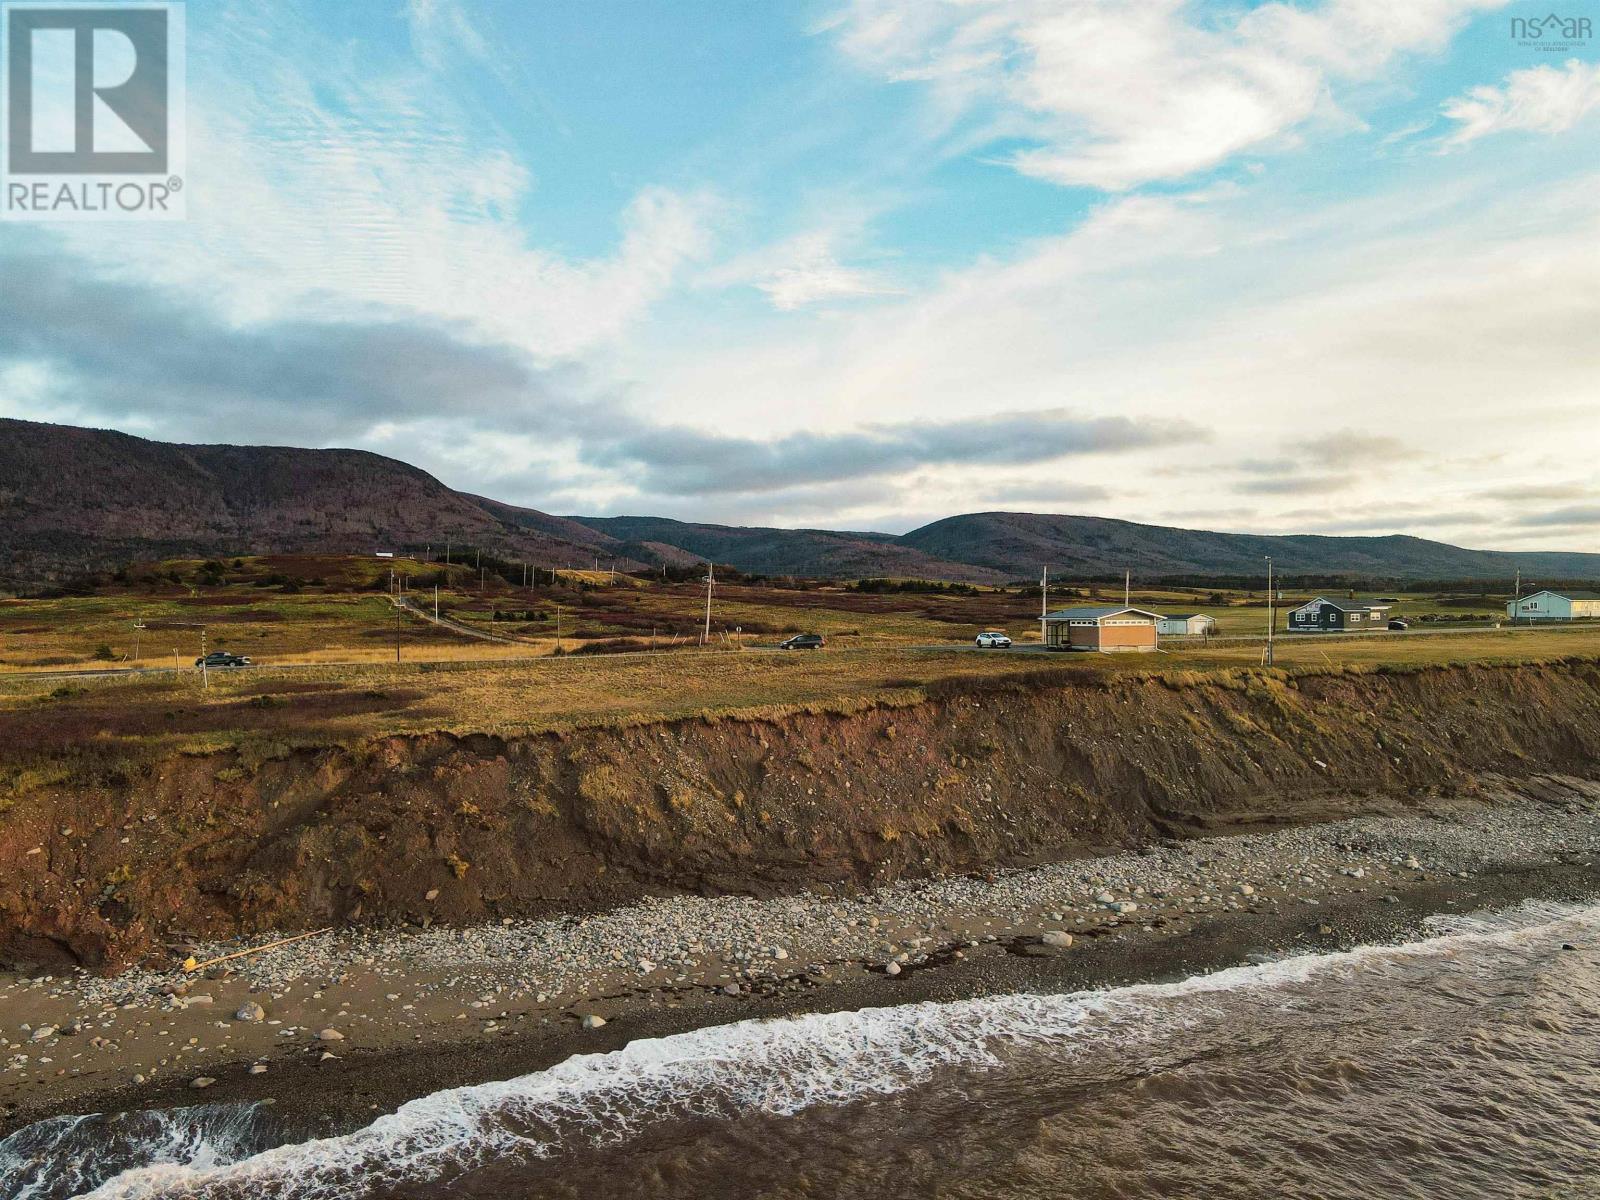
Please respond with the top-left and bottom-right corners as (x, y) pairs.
(702, 562), (715, 645)
(132, 620), (144, 664)
(445, 537), (451, 565)
(169, 621), (209, 688)
(1040, 567), (1049, 644)
(394, 604), (402, 665)
(434, 584), (440, 621)
(1513, 568), (1521, 625)
(1265, 556), (1276, 666)
(555, 606), (563, 653)
(1124, 570), (1130, 608)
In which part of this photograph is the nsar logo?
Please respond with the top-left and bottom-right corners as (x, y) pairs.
(1510, 12), (1592, 50)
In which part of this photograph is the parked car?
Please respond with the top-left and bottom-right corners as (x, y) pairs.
(1387, 619), (1410, 631)
(974, 631), (1013, 648)
(778, 633), (825, 650)
(195, 651), (252, 668)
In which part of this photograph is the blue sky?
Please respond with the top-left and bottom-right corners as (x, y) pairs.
(3, 0), (1598, 546)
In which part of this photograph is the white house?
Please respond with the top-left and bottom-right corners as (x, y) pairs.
(1156, 613), (1217, 637)
(1507, 590), (1600, 622)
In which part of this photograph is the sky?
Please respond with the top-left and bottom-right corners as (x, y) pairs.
(2, 0), (1598, 547)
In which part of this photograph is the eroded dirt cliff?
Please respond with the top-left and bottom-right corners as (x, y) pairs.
(3, 660), (1598, 971)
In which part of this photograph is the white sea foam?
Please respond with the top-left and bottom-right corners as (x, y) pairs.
(38, 899), (1600, 1200)
(0, 1105), (267, 1200)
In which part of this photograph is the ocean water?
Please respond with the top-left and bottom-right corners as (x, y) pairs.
(7, 901), (1600, 1199)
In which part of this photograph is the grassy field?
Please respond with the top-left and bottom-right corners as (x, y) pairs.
(0, 647), (1076, 794)
(0, 591), (488, 671)
(0, 553), (1524, 673)
(2, 614), (1597, 799)
(0, 556), (499, 673)
(1184, 625), (1600, 669)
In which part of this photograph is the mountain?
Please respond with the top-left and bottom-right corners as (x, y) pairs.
(0, 418), (630, 583)
(568, 516), (1003, 583)
(3, 419), (1597, 587)
(898, 512), (1600, 582)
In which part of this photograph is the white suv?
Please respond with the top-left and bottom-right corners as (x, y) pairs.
(974, 631), (1013, 648)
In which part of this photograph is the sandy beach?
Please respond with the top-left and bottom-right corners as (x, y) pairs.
(5, 776), (1599, 1142)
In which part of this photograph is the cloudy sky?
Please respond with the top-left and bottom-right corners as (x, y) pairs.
(3, 0), (1598, 547)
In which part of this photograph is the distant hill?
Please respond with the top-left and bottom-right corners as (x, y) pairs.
(897, 512), (1600, 582)
(3, 419), (1597, 588)
(0, 418), (630, 584)
(568, 515), (1003, 583)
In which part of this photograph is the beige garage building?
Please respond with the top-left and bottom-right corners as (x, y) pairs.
(1041, 606), (1162, 652)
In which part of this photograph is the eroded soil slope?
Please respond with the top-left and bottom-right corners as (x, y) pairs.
(3, 660), (1598, 970)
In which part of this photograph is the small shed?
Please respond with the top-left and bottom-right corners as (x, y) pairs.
(1156, 613), (1216, 637)
(1287, 597), (1393, 633)
(1507, 590), (1600, 622)
(1041, 606), (1162, 652)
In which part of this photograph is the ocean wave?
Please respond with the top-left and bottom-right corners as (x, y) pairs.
(25, 899), (1600, 1200)
(0, 1105), (269, 1200)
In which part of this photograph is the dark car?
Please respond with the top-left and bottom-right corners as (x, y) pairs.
(778, 633), (825, 650)
(195, 651), (252, 668)
(1387, 619), (1410, 631)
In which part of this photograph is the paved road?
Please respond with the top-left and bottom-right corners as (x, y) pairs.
(7, 618), (1592, 684)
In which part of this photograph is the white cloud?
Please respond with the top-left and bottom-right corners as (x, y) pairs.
(634, 159), (1600, 544)
(42, 2), (716, 364)
(831, 0), (1506, 189)
(406, 0), (494, 72)
(742, 233), (903, 310)
(1442, 58), (1600, 146)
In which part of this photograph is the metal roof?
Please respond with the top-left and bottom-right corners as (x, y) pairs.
(1160, 612), (1204, 620)
(1043, 606), (1163, 621)
(1294, 596), (1393, 612)
(1526, 589), (1600, 601)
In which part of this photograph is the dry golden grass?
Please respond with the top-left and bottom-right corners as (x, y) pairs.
(1180, 625), (1600, 669)
(0, 647), (1084, 793)
(0, 592), (484, 674)
(4, 621), (1596, 738)
(3, 554), (1525, 673)
(278, 643), (546, 666)
(6, 554), (1570, 799)
(0, 621), (1596, 798)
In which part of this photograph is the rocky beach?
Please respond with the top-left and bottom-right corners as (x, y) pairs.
(6, 773), (1599, 1155)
